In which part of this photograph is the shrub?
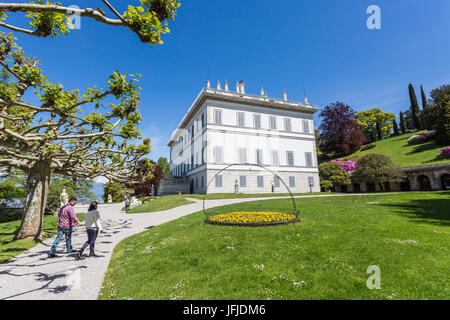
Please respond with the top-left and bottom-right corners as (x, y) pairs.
(352, 154), (403, 191)
(361, 144), (376, 151)
(319, 162), (351, 190)
(441, 147), (450, 158)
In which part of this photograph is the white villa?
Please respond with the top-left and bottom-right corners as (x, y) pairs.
(165, 80), (320, 195)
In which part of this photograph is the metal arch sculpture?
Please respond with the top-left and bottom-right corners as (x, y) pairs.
(202, 163), (299, 219)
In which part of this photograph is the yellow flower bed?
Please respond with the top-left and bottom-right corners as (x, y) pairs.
(206, 211), (298, 225)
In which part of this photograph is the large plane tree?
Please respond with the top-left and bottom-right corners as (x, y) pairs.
(0, 0), (180, 240)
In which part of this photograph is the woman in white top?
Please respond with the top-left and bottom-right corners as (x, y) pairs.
(77, 201), (104, 259)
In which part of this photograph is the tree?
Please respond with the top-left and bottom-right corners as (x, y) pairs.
(0, 1), (181, 240)
(420, 85), (430, 130)
(392, 118), (399, 136)
(157, 157), (170, 175)
(355, 108), (396, 142)
(352, 154), (402, 192)
(399, 112), (406, 134)
(103, 181), (133, 203)
(429, 85), (450, 145)
(0, 35), (152, 240)
(319, 102), (366, 156)
(0, 1), (180, 45)
(408, 84), (421, 130)
(0, 168), (26, 205)
(319, 162), (351, 191)
(376, 120), (382, 141)
(128, 158), (168, 196)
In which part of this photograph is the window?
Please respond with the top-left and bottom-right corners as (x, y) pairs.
(237, 112), (245, 127)
(215, 175), (223, 188)
(274, 176), (280, 188)
(305, 152), (313, 167)
(308, 176), (315, 187)
(202, 147), (205, 164)
(191, 155), (194, 169)
(214, 147), (223, 164)
(257, 176), (264, 188)
(201, 176), (204, 188)
(191, 125), (194, 139)
(256, 149), (263, 165)
(284, 118), (292, 132)
(253, 114), (261, 129)
(240, 176), (247, 188)
(271, 150), (279, 166)
(286, 151), (294, 166)
(269, 116), (277, 130)
(303, 120), (310, 134)
(201, 113), (205, 128)
(238, 148), (247, 164)
(214, 109), (222, 125)
(289, 176), (296, 188)
(196, 177), (199, 189)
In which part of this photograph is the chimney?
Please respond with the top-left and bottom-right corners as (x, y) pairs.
(236, 82), (240, 93)
(304, 96), (309, 104)
(239, 80), (245, 94)
(206, 80), (211, 89)
(283, 89), (287, 101)
(224, 81), (229, 91)
(216, 81), (221, 90)
(260, 87), (265, 96)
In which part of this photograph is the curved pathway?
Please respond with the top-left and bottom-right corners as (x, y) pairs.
(0, 193), (390, 300)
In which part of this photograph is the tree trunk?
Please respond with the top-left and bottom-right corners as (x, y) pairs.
(15, 162), (52, 241)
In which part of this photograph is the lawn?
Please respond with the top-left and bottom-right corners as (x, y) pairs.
(0, 213), (85, 264)
(344, 131), (449, 168)
(99, 191), (450, 300)
(127, 195), (194, 214)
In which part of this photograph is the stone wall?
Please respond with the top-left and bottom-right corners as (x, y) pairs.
(333, 163), (450, 193)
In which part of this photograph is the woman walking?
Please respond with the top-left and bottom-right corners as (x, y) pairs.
(77, 201), (103, 259)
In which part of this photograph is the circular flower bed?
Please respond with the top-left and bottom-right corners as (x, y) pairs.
(205, 211), (300, 227)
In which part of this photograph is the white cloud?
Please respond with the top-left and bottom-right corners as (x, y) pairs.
(94, 176), (109, 184)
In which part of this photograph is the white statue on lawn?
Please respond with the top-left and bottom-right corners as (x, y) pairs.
(60, 189), (69, 207)
(130, 196), (142, 206)
(108, 194), (112, 203)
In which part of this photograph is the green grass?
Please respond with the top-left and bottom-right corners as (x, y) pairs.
(344, 131), (449, 168)
(0, 213), (85, 264)
(182, 192), (327, 200)
(127, 195), (194, 214)
(99, 192), (450, 300)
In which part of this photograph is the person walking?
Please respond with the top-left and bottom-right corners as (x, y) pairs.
(124, 197), (130, 214)
(48, 197), (83, 258)
(77, 201), (103, 259)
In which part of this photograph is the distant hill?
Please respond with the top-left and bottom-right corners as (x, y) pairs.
(343, 131), (450, 168)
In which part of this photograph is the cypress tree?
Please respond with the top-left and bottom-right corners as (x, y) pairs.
(409, 84), (421, 130)
(392, 118), (399, 136)
(376, 119), (383, 140)
(420, 85), (430, 130)
(400, 112), (407, 134)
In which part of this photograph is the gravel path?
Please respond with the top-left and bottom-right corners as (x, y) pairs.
(0, 193), (388, 300)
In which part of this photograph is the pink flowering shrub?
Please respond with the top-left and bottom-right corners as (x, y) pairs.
(441, 147), (450, 158)
(331, 159), (358, 172)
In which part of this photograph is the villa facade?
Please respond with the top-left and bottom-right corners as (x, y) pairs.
(165, 81), (320, 195)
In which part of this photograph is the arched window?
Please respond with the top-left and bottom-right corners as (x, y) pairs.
(418, 175), (431, 191)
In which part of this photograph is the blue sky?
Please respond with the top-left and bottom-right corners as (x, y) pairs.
(6, 0), (450, 160)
